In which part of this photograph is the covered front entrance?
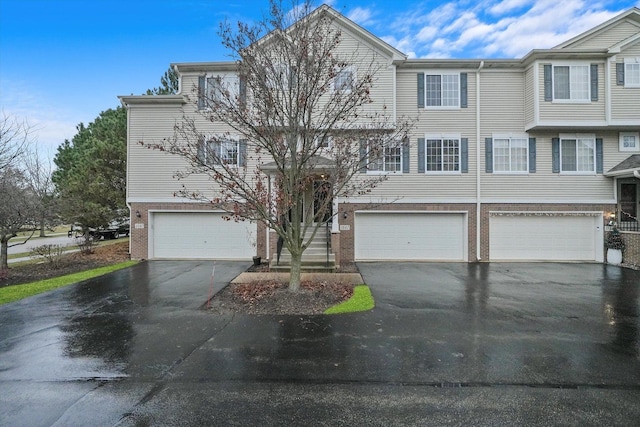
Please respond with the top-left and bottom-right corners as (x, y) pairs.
(618, 181), (638, 231)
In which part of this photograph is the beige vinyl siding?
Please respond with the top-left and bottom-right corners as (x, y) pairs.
(538, 63), (606, 123)
(385, 68), (477, 199)
(611, 48), (640, 121)
(524, 66), (535, 126)
(127, 103), (261, 201)
(563, 21), (640, 49)
(480, 70), (525, 132)
(481, 132), (623, 201)
(331, 22), (395, 120)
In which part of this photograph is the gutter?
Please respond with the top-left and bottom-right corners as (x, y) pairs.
(476, 60), (484, 261)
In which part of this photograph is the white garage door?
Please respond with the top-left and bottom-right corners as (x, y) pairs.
(355, 212), (466, 261)
(490, 214), (603, 261)
(151, 212), (254, 259)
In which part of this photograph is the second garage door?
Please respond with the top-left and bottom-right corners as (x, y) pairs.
(489, 213), (603, 261)
(354, 212), (466, 261)
(150, 211), (255, 259)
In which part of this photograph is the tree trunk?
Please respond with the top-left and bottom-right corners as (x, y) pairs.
(1, 238), (8, 271)
(288, 250), (302, 292)
(39, 217), (46, 238)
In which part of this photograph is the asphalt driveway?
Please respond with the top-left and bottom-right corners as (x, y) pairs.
(0, 261), (638, 426)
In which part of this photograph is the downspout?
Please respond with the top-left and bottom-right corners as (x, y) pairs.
(476, 61), (484, 261)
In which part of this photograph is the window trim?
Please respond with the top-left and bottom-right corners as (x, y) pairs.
(422, 71), (461, 109)
(559, 133), (596, 175)
(365, 141), (403, 175)
(551, 62), (591, 103)
(619, 132), (640, 152)
(202, 72), (240, 109)
(491, 134), (530, 174)
(199, 138), (242, 168)
(624, 61), (640, 88)
(423, 134), (462, 174)
(333, 66), (356, 93)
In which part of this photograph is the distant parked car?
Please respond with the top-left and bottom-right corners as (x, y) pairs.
(68, 219), (130, 240)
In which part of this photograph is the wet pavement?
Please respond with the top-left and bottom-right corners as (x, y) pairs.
(0, 261), (639, 426)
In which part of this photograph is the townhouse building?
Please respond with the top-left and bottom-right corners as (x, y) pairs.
(120, 5), (640, 267)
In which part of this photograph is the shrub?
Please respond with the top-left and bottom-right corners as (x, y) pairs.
(30, 244), (66, 269)
(606, 229), (625, 251)
(76, 236), (97, 255)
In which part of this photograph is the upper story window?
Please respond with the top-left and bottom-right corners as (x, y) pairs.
(493, 136), (528, 173)
(198, 73), (240, 110)
(560, 134), (595, 173)
(417, 72), (468, 109)
(334, 67), (355, 93)
(426, 73), (459, 107)
(426, 136), (460, 173)
(366, 142), (402, 174)
(554, 65), (589, 101)
(197, 139), (245, 167)
(620, 132), (639, 152)
(624, 62), (640, 87)
(544, 63), (598, 103)
(268, 64), (296, 90)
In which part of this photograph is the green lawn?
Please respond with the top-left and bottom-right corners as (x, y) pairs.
(0, 260), (138, 305)
(325, 285), (375, 314)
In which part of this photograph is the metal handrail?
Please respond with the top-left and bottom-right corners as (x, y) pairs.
(326, 221), (331, 267)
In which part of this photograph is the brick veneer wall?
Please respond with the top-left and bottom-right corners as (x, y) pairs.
(621, 232), (640, 268)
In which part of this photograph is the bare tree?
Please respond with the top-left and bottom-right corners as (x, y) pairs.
(143, 1), (413, 290)
(0, 111), (32, 171)
(0, 167), (37, 270)
(23, 146), (58, 237)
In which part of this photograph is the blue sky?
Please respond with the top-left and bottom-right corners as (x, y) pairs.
(1, 0), (638, 159)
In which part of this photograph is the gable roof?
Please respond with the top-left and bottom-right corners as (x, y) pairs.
(554, 7), (640, 50)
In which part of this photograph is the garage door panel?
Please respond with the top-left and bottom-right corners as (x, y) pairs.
(355, 213), (465, 261)
(490, 215), (602, 261)
(152, 212), (254, 259)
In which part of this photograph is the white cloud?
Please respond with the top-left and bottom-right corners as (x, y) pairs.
(377, 0), (631, 59)
(347, 7), (376, 26)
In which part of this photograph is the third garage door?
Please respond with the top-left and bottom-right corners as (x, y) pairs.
(354, 212), (466, 261)
(489, 213), (603, 261)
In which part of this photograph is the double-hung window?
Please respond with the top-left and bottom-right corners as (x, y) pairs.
(198, 139), (241, 167)
(553, 64), (590, 101)
(560, 135), (595, 173)
(624, 62), (640, 87)
(199, 73), (240, 110)
(493, 136), (528, 173)
(425, 73), (459, 107)
(426, 136), (460, 172)
(334, 67), (355, 93)
(367, 142), (402, 173)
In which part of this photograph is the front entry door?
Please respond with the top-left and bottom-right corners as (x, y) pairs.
(620, 182), (637, 227)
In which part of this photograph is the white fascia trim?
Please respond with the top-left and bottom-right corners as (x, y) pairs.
(481, 198), (616, 204)
(336, 197), (477, 204)
(610, 120), (640, 126)
(537, 120), (609, 127)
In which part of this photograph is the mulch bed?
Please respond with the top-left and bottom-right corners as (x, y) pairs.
(206, 279), (355, 315)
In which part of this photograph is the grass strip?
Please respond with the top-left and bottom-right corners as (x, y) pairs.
(0, 260), (138, 305)
(324, 285), (375, 315)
